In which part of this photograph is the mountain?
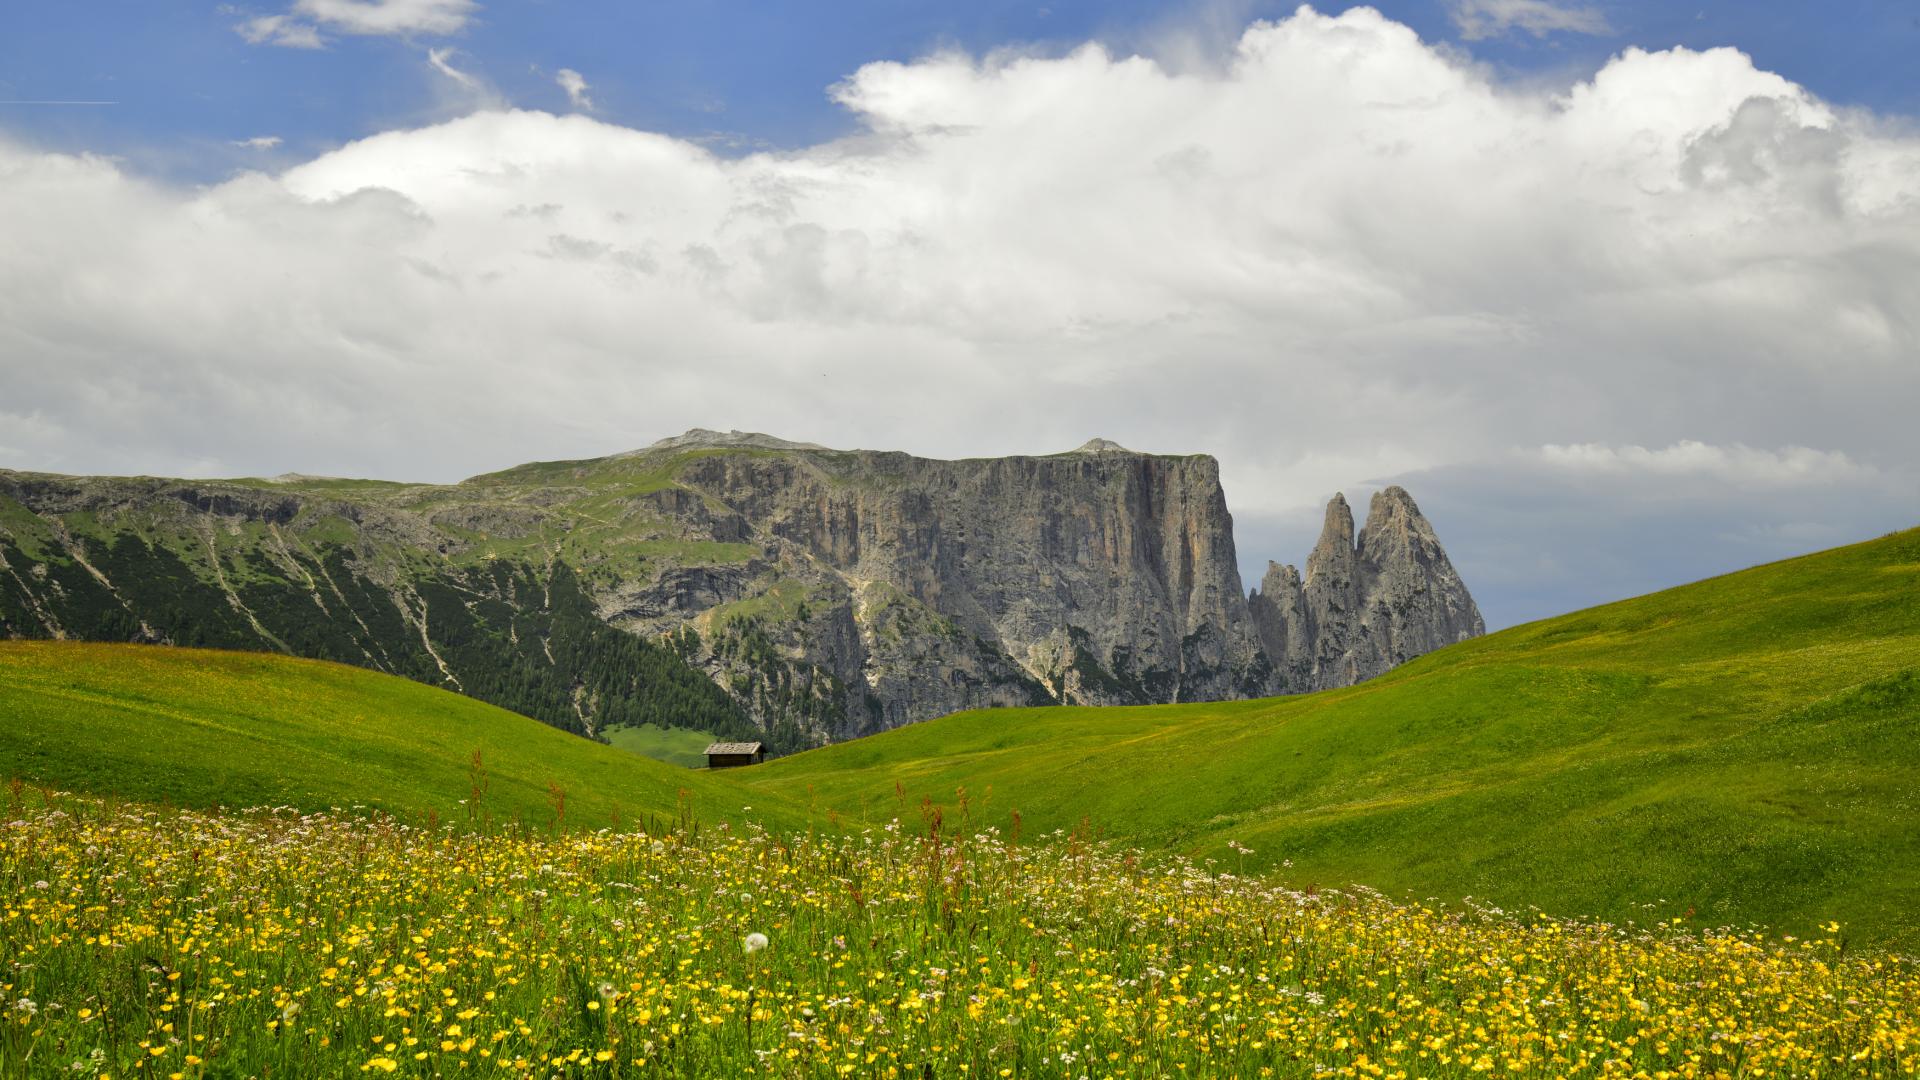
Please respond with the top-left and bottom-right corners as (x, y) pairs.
(1251, 488), (1484, 691)
(743, 525), (1920, 948)
(0, 431), (1480, 748)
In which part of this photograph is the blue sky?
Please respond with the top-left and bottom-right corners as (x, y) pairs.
(2, 1), (1917, 630)
(4, 1), (1917, 181)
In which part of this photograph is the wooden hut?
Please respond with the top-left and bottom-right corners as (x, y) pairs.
(704, 741), (765, 769)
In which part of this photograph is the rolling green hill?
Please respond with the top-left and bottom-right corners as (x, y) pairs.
(743, 527), (1920, 949)
(0, 641), (801, 832)
(7, 527), (1918, 949)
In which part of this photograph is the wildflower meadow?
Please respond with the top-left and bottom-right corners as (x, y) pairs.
(3, 791), (1916, 1078)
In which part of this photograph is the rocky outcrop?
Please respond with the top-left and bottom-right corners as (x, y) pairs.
(640, 436), (1271, 732)
(1247, 561), (1311, 692)
(1, 433), (1483, 749)
(1250, 486), (1484, 692)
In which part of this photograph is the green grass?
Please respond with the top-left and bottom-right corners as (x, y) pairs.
(557, 537), (759, 571)
(604, 722), (718, 768)
(0, 642), (801, 833)
(232, 476), (421, 494)
(708, 577), (824, 628)
(7, 526), (1920, 952)
(744, 527), (1920, 949)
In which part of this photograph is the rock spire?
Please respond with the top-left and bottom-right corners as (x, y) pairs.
(1250, 486), (1484, 692)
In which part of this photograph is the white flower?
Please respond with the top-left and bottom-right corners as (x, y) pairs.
(743, 932), (769, 954)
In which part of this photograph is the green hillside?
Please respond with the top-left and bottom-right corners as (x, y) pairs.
(0, 464), (816, 754)
(744, 527), (1920, 949)
(0, 641), (800, 832)
(605, 722), (720, 768)
(7, 527), (1918, 949)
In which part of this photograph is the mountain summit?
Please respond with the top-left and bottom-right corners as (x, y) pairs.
(633, 428), (832, 454)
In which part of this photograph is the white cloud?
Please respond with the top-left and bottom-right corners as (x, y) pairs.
(234, 0), (475, 48)
(1453, 0), (1612, 40)
(426, 47), (480, 90)
(5, 6), (1919, 627)
(233, 135), (285, 150)
(295, 0), (475, 36)
(555, 68), (594, 111)
(235, 14), (324, 48)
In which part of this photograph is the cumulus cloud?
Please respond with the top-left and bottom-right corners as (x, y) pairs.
(234, 0), (474, 48)
(4, 6), (1918, 627)
(233, 135), (285, 150)
(555, 68), (593, 111)
(1452, 0), (1612, 40)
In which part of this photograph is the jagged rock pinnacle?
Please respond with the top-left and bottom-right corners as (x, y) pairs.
(1250, 487), (1482, 693)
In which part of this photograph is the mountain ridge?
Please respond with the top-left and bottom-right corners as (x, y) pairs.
(0, 432), (1482, 749)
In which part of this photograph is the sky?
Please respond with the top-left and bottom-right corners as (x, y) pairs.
(1, 0), (1916, 630)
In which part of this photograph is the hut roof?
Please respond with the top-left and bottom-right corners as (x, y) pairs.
(704, 741), (764, 756)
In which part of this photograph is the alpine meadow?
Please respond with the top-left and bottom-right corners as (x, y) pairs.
(4, 1), (1920, 1078)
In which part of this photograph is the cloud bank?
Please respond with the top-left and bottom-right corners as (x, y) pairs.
(3, 6), (1917, 626)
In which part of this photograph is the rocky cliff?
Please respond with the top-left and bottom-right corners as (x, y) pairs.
(1250, 487), (1484, 691)
(0, 431), (1481, 748)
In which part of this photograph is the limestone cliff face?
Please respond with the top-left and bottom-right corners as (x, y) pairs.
(1, 432), (1482, 749)
(1250, 486), (1484, 692)
(607, 437), (1270, 734)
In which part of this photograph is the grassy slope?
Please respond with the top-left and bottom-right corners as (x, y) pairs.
(0, 642), (800, 832)
(745, 527), (1920, 948)
(604, 723), (718, 768)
